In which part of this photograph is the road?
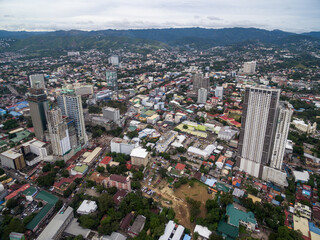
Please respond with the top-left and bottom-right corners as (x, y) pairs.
(7, 84), (19, 96)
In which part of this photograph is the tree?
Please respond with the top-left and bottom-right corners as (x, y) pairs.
(6, 198), (17, 209)
(42, 163), (51, 172)
(88, 105), (102, 114)
(55, 199), (63, 211)
(183, 124), (188, 129)
(79, 215), (99, 229)
(220, 193), (233, 207)
(2, 218), (24, 240)
(96, 166), (105, 173)
(3, 119), (19, 130)
(127, 131), (138, 139)
(61, 169), (69, 177)
(98, 193), (114, 213)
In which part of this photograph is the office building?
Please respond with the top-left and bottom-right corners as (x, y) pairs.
(111, 138), (139, 155)
(28, 88), (49, 141)
(197, 88), (208, 104)
(29, 74), (45, 89)
(103, 107), (120, 125)
(0, 148), (25, 170)
(130, 147), (150, 166)
(57, 92), (87, 146)
(47, 108), (71, 157)
(215, 86), (224, 100)
(242, 61), (256, 74)
(106, 70), (118, 90)
(193, 73), (210, 92)
(237, 86), (291, 185)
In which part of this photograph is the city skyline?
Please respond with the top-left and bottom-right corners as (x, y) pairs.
(1, 0), (320, 33)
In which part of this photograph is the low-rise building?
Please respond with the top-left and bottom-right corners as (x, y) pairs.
(77, 200), (98, 215)
(292, 119), (317, 134)
(156, 130), (178, 152)
(194, 225), (212, 240)
(128, 215), (146, 237)
(104, 174), (131, 191)
(159, 220), (185, 240)
(295, 202), (311, 220)
(37, 206), (74, 240)
(226, 204), (257, 231)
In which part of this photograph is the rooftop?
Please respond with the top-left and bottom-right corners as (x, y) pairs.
(226, 204), (256, 227)
(130, 147), (148, 158)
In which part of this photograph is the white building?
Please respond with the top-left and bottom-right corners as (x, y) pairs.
(215, 86), (224, 100)
(292, 119), (317, 135)
(77, 200), (98, 215)
(130, 147), (149, 166)
(156, 131), (178, 152)
(111, 138), (139, 155)
(108, 55), (119, 66)
(187, 144), (216, 159)
(242, 61), (256, 74)
(103, 107), (120, 125)
(237, 86), (290, 183)
(57, 92), (88, 145)
(218, 127), (239, 141)
(194, 225), (212, 240)
(29, 74), (46, 89)
(197, 88), (208, 104)
(159, 220), (185, 240)
(295, 202), (311, 220)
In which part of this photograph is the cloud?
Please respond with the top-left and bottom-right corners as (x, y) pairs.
(0, 0), (319, 33)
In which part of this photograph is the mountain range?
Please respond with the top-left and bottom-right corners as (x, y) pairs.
(0, 27), (319, 52)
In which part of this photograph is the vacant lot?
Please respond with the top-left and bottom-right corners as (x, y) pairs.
(154, 181), (215, 230)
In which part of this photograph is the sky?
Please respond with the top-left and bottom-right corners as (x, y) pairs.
(1, 0), (320, 33)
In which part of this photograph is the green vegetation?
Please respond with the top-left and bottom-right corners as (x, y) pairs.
(106, 100), (127, 114)
(3, 119), (19, 130)
(186, 197), (201, 222)
(88, 105), (102, 114)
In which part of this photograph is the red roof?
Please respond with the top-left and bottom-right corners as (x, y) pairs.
(113, 189), (128, 205)
(175, 163), (186, 171)
(101, 156), (112, 165)
(5, 184), (30, 201)
(209, 155), (216, 161)
(230, 120), (241, 126)
(226, 160), (234, 166)
(54, 174), (82, 188)
(110, 174), (128, 184)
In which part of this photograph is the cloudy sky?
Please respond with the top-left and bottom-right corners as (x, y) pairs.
(1, 0), (319, 33)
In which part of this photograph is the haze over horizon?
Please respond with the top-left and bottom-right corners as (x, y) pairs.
(1, 0), (320, 33)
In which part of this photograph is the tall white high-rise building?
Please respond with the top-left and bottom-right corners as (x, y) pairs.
(197, 88), (208, 104)
(237, 86), (291, 186)
(242, 61), (256, 74)
(215, 86), (224, 100)
(47, 108), (71, 156)
(57, 91), (88, 146)
(108, 55), (119, 66)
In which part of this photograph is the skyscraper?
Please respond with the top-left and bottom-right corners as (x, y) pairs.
(106, 70), (118, 90)
(28, 88), (49, 141)
(57, 92), (87, 146)
(192, 73), (210, 92)
(197, 88), (208, 104)
(236, 86), (292, 186)
(47, 108), (71, 156)
(215, 86), (224, 100)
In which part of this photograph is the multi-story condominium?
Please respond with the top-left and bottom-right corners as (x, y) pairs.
(197, 88), (208, 104)
(47, 108), (71, 157)
(193, 73), (210, 92)
(215, 86), (224, 100)
(106, 70), (118, 90)
(237, 86), (292, 186)
(29, 73), (46, 89)
(57, 91), (87, 146)
(242, 61), (256, 74)
(103, 107), (120, 125)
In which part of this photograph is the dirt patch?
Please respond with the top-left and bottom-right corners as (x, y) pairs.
(150, 181), (214, 230)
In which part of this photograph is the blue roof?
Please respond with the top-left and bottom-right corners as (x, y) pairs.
(309, 222), (320, 235)
(9, 111), (22, 117)
(0, 109), (6, 115)
(272, 199), (280, 206)
(183, 234), (191, 240)
(205, 178), (217, 187)
(302, 190), (311, 196)
(16, 101), (28, 105)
